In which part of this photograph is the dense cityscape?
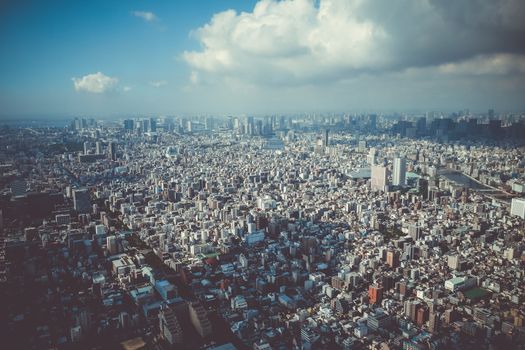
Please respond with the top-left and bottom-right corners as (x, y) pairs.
(2, 113), (525, 349)
(3, 0), (525, 349)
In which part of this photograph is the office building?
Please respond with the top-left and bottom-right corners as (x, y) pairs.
(393, 157), (406, 186)
(367, 309), (391, 331)
(73, 188), (91, 213)
(358, 140), (367, 153)
(123, 119), (134, 131)
(367, 148), (377, 165)
(150, 118), (157, 132)
(386, 250), (399, 268)
(107, 236), (118, 255)
(510, 198), (525, 219)
(108, 142), (117, 161)
(189, 301), (212, 338)
(369, 285), (383, 304)
(159, 304), (183, 345)
(371, 165), (388, 191)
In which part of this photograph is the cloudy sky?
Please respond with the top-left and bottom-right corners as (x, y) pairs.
(1, 0), (525, 117)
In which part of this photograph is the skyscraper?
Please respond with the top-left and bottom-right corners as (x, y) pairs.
(393, 157), (407, 186)
(123, 119), (134, 132)
(368, 285), (383, 304)
(323, 129), (329, 147)
(371, 165), (388, 191)
(150, 117), (157, 132)
(108, 142), (117, 161)
(510, 198), (525, 219)
(386, 250), (400, 268)
(367, 148), (377, 165)
(73, 188), (91, 213)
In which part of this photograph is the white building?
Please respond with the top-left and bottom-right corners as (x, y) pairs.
(393, 157), (406, 186)
(371, 165), (388, 192)
(510, 198), (525, 219)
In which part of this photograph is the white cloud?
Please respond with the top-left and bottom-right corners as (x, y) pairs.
(132, 11), (158, 22)
(123, 86), (133, 92)
(72, 72), (118, 94)
(150, 80), (168, 87)
(183, 0), (525, 86)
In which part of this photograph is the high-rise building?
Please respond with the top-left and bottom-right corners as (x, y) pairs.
(150, 117), (157, 132)
(368, 285), (383, 304)
(159, 304), (183, 345)
(189, 301), (212, 338)
(142, 119), (150, 133)
(429, 312), (440, 333)
(416, 306), (429, 326)
(95, 142), (102, 155)
(510, 198), (525, 219)
(83, 141), (90, 155)
(386, 250), (399, 268)
(205, 117), (214, 131)
(393, 157), (406, 186)
(409, 224), (422, 241)
(108, 142), (117, 161)
(448, 255), (460, 270)
(123, 119), (134, 131)
(73, 188), (91, 213)
(371, 165), (388, 191)
(323, 129), (329, 147)
(367, 148), (377, 165)
(358, 140), (367, 153)
(246, 116), (254, 136)
(369, 114), (377, 130)
(106, 236), (118, 255)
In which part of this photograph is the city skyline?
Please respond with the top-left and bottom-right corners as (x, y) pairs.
(1, 0), (525, 117)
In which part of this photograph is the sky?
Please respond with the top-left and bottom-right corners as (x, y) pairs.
(1, 0), (525, 118)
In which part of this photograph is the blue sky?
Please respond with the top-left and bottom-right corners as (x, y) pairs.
(1, 0), (525, 117)
(0, 0), (257, 117)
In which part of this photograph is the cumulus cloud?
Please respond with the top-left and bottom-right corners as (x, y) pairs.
(150, 80), (168, 87)
(183, 0), (525, 86)
(132, 11), (158, 22)
(72, 72), (118, 93)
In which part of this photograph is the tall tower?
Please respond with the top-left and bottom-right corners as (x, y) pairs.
(150, 117), (157, 132)
(393, 157), (406, 186)
(367, 148), (377, 165)
(371, 165), (388, 192)
(108, 142), (117, 161)
(73, 188), (91, 213)
(323, 129), (329, 147)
